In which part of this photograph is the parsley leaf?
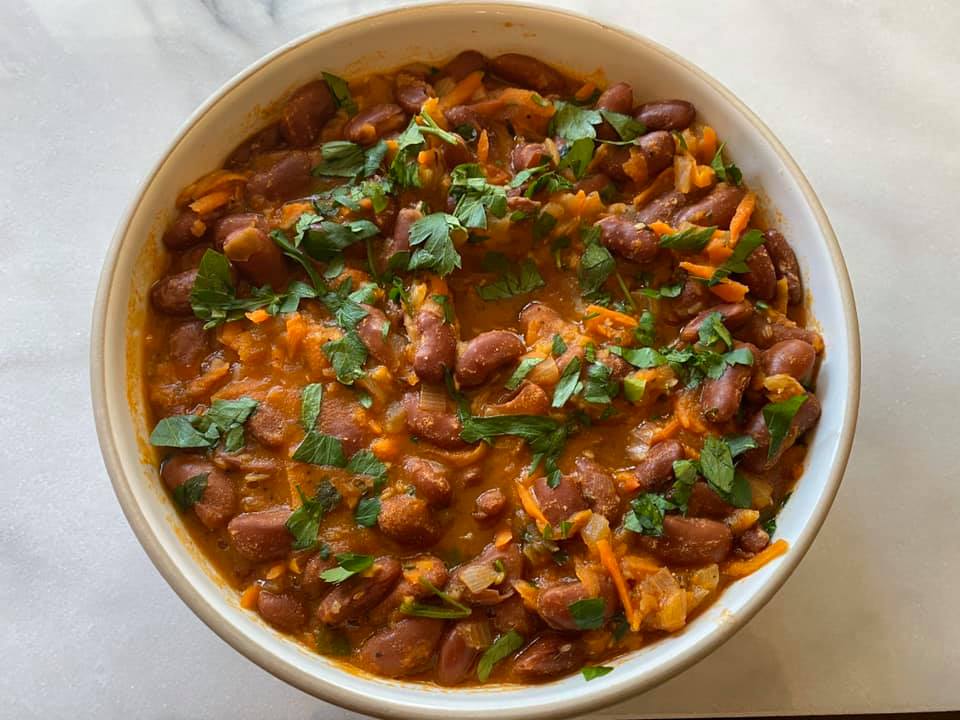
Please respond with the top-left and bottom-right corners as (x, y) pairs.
(322, 71), (357, 115)
(407, 212), (464, 277)
(286, 481), (342, 550)
(551, 334), (568, 356)
(322, 330), (368, 385)
(700, 435), (734, 494)
(204, 398), (259, 452)
(399, 578), (472, 619)
(460, 414), (570, 485)
(345, 449), (388, 488)
(354, 496), (381, 527)
(300, 384), (323, 429)
(505, 357), (543, 391)
(477, 630), (524, 682)
(292, 431), (347, 466)
(698, 311), (733, 349)
(583, 362), (618, 404)
(150, 397), (259, 451)
(558, 137), (595, 179)
(578, 227), (615, 298)
(302, 219), (380, 262)
(582, 666), (614, 681)
(611, 346), (665, 369)
(509, 163), (574, 198)
(568, 597), (606, 630)
(670, 459), (699, 513)
(639, 281), (683, 299)
(319, 552), (374, 583)
(635, 309), (656, 346)
(710, 141), (742, 185)
(600, 109), (645, 141)
(711, 229), (765, 283)
(763, 394), (808, 459)
(432, 294), (454, 323)
(389, 111), (458, 188)
(552, 356), (583, 408)
(172, 473), (207, 510)
(624, 493), (674, 536)
(550, 100), (601, 141)
(311, 141), (365, 177)
(476, 254), (545, 301)
(659, 225), (717, 252)
(449, 163), (508, 229)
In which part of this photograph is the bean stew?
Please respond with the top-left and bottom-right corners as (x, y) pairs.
(142, 51), (823, 685)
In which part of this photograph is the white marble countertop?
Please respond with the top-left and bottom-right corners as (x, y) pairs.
(2, 0), (958, 717)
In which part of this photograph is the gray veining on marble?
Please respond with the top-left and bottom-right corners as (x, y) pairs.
(1, 1), (958, 718)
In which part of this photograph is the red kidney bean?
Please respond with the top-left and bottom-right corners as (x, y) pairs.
(301, 552), (337, 598)
(518, 301), (567, 340)
(395, 73), (435, 114)
(168, 320), (209, 376)
(674, 183), (746, 230)
(739, 525), (771, 554)
(487, 382), (550, 416)
(489, 53), (565, 95)
(455, 330), (525, 388)
(533, 474), (588, 525)
(736, 244), (777, 300)
(554, 344), (585, 375)
(437, 621), (485, 685)
(574, 457), (620, 521)
(316, 556), (402, 625)
(679, 302), (755, 343)
(700, 341), (759, 422)
(247, 402), (288, 448)
(443, 105), (480, 134)
(635, 190), (691, 225)
(247, 151), (312, 202)
(160, 454), (236, 530)
(227, 507), (292, 561)
(735, 312), (822, 350)
(763, 229), (803, 305)
(512, 633), (586, 680)
(402, 457), (452, 507)
(257, 591), (306, 631)
(536, 578), (617, 630)
(356, 304), (392, 365)
(634, 99), (696, 130)
(596, 144), (631, 183)
(448, 542), (522, 605)
(403, 391), (466, 449)
(596, 82), (634, 114)
(214, 214), (287, 290)
(443, 50), (488, 81)
(600, 352), (633, 382)
(511, 142), (551, 172)
(163, 210), (208, 250)
(575, 172), (614, 196)
(150, 268), (198, 316)
(473, 487), (508, 523)
(668, 278), (712, 321)
(414, 308), (457, 384)
(741, 392), (822, 471)
(763, 339), (817, 383)
(344, 104), (407, 146)
(638, 130), (676, 177)
(357, 617), (445, 678)
(685, 481), (734, 519)
(489, 594), (540, 637)
(382, 206), (421, 266)
(633, 440), (685, 493)
(368, 554), (449, 625)
(280, 80), (337, 147)
(646, 515), (733, 565)
(378, 494), (442, 545)
(319, 384), (370, 455)
(595, 215), (659, 264)
(225, 122), (282, 169)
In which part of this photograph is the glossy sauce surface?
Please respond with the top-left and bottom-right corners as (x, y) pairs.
(143, 51), (823, 685)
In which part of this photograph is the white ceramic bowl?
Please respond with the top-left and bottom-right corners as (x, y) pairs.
(91, 3), (860, 718)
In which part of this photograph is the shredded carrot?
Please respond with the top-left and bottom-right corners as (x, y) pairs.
(705, 233), (734, 264)
(512, 579), (540, 610)
(477, 129), (490, 164)
(370, 436), (401, 461)
(708, 278), (750, 303)
(284, 312), (306, 356)
(597, 538), (636, 630)
(245, 308), (270, 324)
(189, 190), (233, 215)
(728, 191), (756, 244)
(574, 80), (597, 102)
(631, 166), (674, 208)
(648, 221), (678, 236)
(439, 70), (484, 110)
(240, 584), (260, 610)
(698, 126), (718, 164)
(773, 277), (789, 314)
(417, 149), (436, 167)
(650, 416), (681, 444)
(516, 481), (550, 532)
(584, 304), (639, 344)
(419, 97), (448, 128)
(722, 539), (789, 578)
(678, 261), (717, 280)
(288, 557), (302, 574)
(616, 470), (639, 494)
(692, 163), (716, 188)
(494, 527), (513, 548)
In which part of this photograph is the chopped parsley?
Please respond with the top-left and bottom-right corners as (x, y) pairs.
(319, 552), (374, 583)
(578, 226), (615, 299)
(286, 481), (342, 550)
(311, 139), (387, 179)
(150, 397), (259, 452)
(568, 597), (606, 630)
(172, 473), (207, 510)
(353, 496), (381, 527)
(322, 71), (357, 115)
(505, 357), (544, 391)
(322, 329), (368, 385)
(710, 229), (765, 284)
(477, 630), (524, 682)
(552, 356), (583, 408)
(600, 108), (645, 141)
(763, 394), (808, 459)
(407, 212), (465, 277)
(710, 141), (742, 185)
(659, 225), (717, 252)
(624, 493), (674, 536)
(583, 362), (618, 404)
(460, 414), (570, 488)
(449, 163), (508, 229)
(399, 579), (472, 619)
(581, 666), (614, 681)
(477, 253), (545, 301)
(550, 100), (601, 141)
(558, 137), (595, 179)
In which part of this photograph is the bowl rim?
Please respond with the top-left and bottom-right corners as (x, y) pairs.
(90, 2), (861, 717)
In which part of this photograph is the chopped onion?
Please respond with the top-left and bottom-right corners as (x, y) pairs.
(580, 513), (611, 552)
(527, 356), (560, 386)
(460, 563), (501, 594)
(419, 382), (448, 415)
(460, 619), (493, 650)
(674, 153), (695, 194)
